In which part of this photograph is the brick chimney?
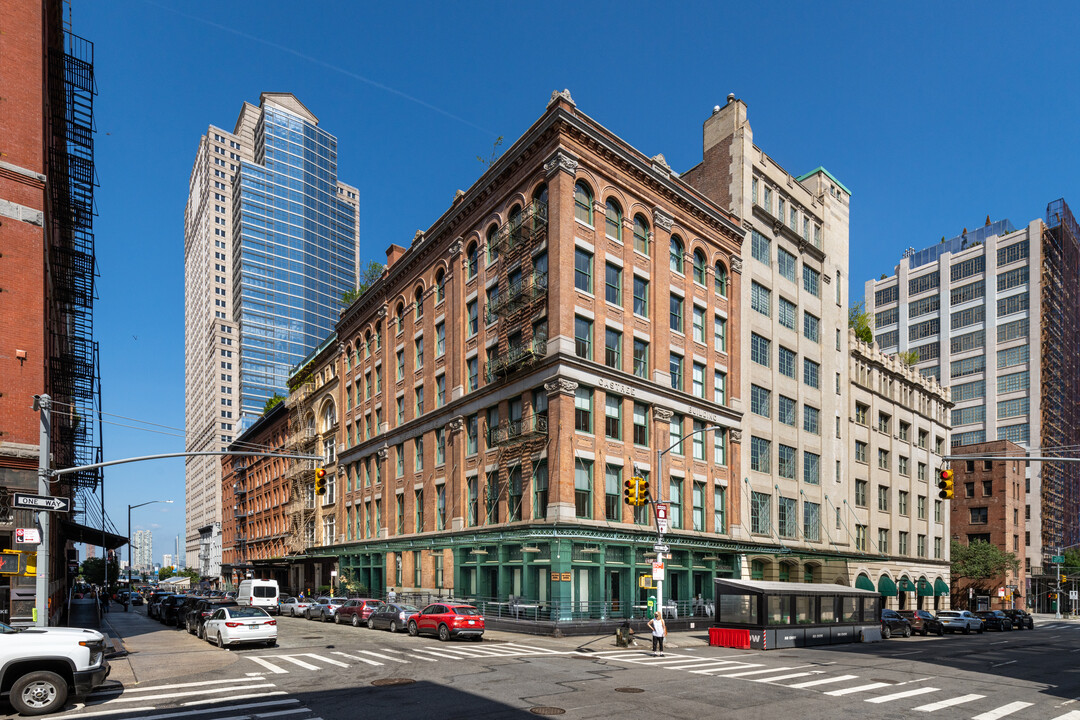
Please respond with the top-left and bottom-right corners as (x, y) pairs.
(385, 243), (407, 268)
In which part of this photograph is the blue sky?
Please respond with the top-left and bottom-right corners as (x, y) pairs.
(77, 1), (1080, 566)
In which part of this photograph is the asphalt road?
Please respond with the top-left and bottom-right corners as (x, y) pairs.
(23, 612), (1080, 720)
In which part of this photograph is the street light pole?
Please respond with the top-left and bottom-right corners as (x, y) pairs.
(654, 424), (727, 621)
(129, 500), (173, 593)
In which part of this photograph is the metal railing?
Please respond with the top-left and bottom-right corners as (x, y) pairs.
(486, 414), (549, 447)
(489, 201), (548, 255)
(489, 272), (548, 317)
(485, 337), (547, 380)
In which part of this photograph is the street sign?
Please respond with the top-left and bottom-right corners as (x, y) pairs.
(1071, 591), (1078, 601)
(655, 503), (669, 534)
(653, 544), (670, 553)
(652, 561), (665, 581)
(15, 528), (41, 544)
(1051, 555), (1065, 564)
(12, 493), (71, 513)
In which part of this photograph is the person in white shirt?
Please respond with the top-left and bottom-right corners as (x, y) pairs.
(647, 611), (667, 656)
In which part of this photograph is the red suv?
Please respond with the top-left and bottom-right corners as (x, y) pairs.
(335, 598), (381, 627)
(407, 603), (485, 641)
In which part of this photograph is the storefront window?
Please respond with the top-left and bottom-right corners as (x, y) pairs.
(719, 594), (757, 624)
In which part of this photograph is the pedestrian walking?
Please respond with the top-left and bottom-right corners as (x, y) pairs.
(99, 593), (109, 614)
(647, 611), (666, 656)
(387, 587), (397, 603)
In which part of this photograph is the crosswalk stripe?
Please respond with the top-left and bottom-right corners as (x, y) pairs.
(382, 647), (437, 662)
(109, 683), (275, 703)
(1049, 712), (1080, 720)
(248, 657), (289, 674)
(330, 651), (383, 666)
(752, 672), (816, 683)
(75, 698), (301, 720)
(300, 653), (349, 667)
(356, 650), (410, 663)
(412, 648), (469, 659)
(688, 662), (754, 674)
(865, 687), (939, 704)
(57, 707), (158, 718)
(787, 674), (859, 689)
(584, 651), (654, 659)
(825, 682), (892, 696)
(502, 642), (568, 654)
(184, 691), (287, 707)
(90, 677), (267, 696)
(707, 665), (770, 677)
(663, 660), (736, 670)
(912, 694), (985, 712)
(972, 701), (1035, 720)
(254, 710), (311, 718)
(276, 656), (321, 670)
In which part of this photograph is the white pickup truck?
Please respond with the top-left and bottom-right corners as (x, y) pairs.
(0, 622), (110, 715)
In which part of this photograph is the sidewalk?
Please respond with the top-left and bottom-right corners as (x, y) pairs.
(97, 608), (239, 686)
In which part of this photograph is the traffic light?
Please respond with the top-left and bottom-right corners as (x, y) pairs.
(624, 477), (637, 506)
(1049, 592), (1058, 601)
(638, 476), (651, 504)
(0, 551), (25, 576)
(1061, 575), (1068, 585)
(314, 467), (327, 495)
(938, 467), (954, 499)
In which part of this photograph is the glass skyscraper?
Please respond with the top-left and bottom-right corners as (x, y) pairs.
(184, 93), (359, 571)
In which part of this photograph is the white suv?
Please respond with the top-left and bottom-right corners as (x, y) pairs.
(937, 610), (985, 635)
(0, 622), (110, 715)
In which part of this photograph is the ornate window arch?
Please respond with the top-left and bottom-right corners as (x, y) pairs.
(574, 181), (593, 225)
(692, 248), (707, 284)
(715, 260), (729, 297)
(670, 235), (685, 274)
(605, 198), (622, 241)
(633, 214), (650, 255)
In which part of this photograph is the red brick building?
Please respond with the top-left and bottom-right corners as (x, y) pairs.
(950, 441), (1026, 610)
(0, 1), (106, 625)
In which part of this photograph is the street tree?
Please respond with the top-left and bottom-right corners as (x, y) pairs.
(951, 539), (1020, 581)
(849, 301), (873, 344)
(80, 557), (120, 590)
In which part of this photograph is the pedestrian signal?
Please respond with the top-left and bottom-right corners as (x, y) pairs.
(937, 467), (954, 500)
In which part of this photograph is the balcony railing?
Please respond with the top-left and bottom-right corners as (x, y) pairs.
(489, 201), (548, 255)
(485, 337), (547, 381)
(489, 272), (548, 317)
(487, 414), (549, 447)
(233, 484), (247, 495)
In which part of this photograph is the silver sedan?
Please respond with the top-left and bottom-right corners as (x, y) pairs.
(937, 610), (984, 634)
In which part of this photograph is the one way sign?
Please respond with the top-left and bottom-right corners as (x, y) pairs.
(12, 493), (71, 513)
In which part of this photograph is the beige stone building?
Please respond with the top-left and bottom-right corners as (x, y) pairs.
(846, 332), (952, 610)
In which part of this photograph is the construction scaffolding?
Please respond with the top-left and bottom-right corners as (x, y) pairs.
(482, 199), (550, 523)
(46, 27), (103, 513)
(1042, 199), (1080, 554)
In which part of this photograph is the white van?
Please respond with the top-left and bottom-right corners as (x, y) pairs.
(236, 579), (280, 615)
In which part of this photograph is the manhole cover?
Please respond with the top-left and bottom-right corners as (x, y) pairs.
(371, 678), (416, 687)
(615, 687), (645, 694)
(529, 708), (566, 716)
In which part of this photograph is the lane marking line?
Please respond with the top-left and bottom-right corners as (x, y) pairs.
(825, 682), (892, 696)
(183, 691), (287, 707)
(864, 687), (939, 704)
(912, 693), (985, 712)
(972, 701), (1035, 720)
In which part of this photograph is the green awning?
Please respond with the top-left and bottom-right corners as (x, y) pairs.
(855, 574), (875, 592)
(878, 575), (898, 597)
(917, 578), (934, 597)
(934, 578), (950, 596)
(898, 577), (917, 592)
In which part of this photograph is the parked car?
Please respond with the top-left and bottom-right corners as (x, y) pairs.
(130, 594), (144, 606)
(880, 608), (912, 639)
(236, 579), (280, 615)
(335, 598), (381, 626)
(306, 596), (348, 622)
(937, 610), (985, 634)
(976, 610), (1014, 631)
(146, 593), (173, 620)
(407, 603), (485, 641)
(203, 606), (277, 648)
(160, 595), (192, 626)
(897, 609), (945, 636)
(186, 599), (238, 638)
(279, 596), (313, 618)
(369, 603), (420, 633)
(1000, 608), (1034, 630)
(173, 597), (205, 630)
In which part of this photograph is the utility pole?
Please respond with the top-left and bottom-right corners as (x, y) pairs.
(34, 395), (51, 627)
(1056, 556), (1063, 620)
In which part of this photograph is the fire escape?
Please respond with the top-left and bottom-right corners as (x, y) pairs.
(285, 381), (317, 554)
(47, 30), (103, 514)
(483, 202), (550, 521)
(231, 464), (250, 565)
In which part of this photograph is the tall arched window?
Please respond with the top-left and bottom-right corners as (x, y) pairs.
(715, 261), (729, 297)
(693, 248), (707, 285)
(670, 235), (684, 274)
(396, 302), (405, 334)
(320, 401), (336, 434)
(574, 181), (593, 225)
(508, 205), (522, 248)
(533, 183), (549, 208)
(486, 224), (499, 263)
(414, 287), (424, 319)
(364, 330), (372, 357)
(633, 214), (649, 255)
(751, 560), (765, 581)
(605, 198), (622, 241)
(434, 269), (445, 303)
(533, 184), (549, 229)
(466, 241), (478, 279)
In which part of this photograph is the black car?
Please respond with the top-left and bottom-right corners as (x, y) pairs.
(160, 595), (191, 626)
(174, 596), (205, 630)
(185, 598), (238, 637)
(367, 602), (420, 632)
(880, 608), (912, 639)
(897, 609), (945, 636)
(975, 610), (1013, 631)
(1000, 608), (1034, 630)
(147, 593), (174, 619)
